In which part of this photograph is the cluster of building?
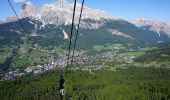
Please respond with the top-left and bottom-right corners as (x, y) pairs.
(0, 51), (119, 81)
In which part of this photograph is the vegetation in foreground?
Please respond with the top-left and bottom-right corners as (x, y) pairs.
(0, 42), (170, 100)
(0, 66), (170, 100)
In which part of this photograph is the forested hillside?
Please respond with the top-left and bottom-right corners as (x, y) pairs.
(135, 42), (170, 63)
(0, 66), (170, 100)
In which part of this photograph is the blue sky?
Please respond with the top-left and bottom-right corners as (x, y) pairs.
(1, 0), (170, 22)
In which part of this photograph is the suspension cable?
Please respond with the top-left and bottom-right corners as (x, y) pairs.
(71, 0), (85, 65)
(8, 0), (28, 36)
(66, 0), (77, 75)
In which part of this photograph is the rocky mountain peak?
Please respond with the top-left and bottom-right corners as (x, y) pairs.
(56, 0), (69, 9)
(132, 19), (170, 37)
(19, 0), (112, 26)
(20, 1), (40, 19)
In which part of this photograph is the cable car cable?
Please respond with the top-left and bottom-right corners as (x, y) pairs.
(71, 0), (85, 65)
(65, 0), (77, 75)
(59, 0), (77, 98)
(8, 0), (28, 36)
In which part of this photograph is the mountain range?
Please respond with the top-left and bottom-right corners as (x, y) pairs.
(132, 19), (170, 38)
(1, 0), (170, 49)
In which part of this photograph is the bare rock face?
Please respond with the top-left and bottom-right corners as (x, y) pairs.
(132, 19), (170, 37)
(19, 0), (113, 28)
(20, 2), (40, 19)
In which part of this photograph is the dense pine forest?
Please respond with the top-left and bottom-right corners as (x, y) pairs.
(0, 66), (170, 100)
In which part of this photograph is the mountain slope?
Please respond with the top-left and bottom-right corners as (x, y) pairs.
(1, 0), (169, 45)
(132, 19), (170, 38)
(1, 17), (170, 49)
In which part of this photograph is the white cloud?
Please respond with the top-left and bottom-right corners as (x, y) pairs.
(13, 0), (27, 3)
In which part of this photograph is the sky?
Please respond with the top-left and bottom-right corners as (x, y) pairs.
(0, 0), (170, 22)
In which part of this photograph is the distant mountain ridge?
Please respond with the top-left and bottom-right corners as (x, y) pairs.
(0, 0), (170, 49)
(18, 0), (112, 26)
(132, 19), (170, 38)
